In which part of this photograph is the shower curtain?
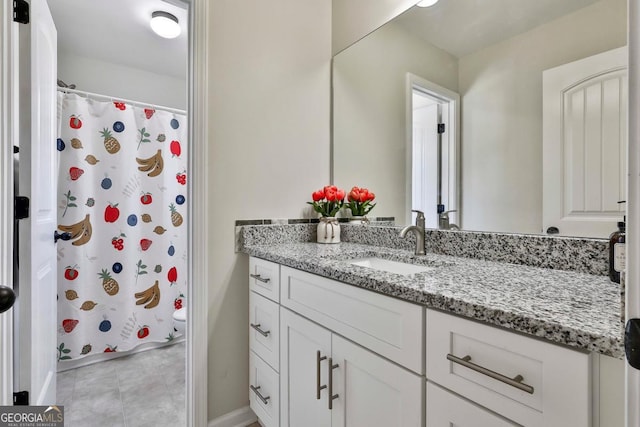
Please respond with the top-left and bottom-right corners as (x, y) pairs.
(56, 92), (187, 362)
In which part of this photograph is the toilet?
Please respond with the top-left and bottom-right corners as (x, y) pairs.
(173, 307), (186, 335)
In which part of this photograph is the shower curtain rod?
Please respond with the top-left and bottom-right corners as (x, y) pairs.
(57, 87), (187, 115)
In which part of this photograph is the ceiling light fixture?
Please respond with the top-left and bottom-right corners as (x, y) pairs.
(150, 11), (181, 39)
(416, 0), (439, 7)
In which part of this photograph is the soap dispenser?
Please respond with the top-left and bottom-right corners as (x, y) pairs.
(609, 201), (626, 283)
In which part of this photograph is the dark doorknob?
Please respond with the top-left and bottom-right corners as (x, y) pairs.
(0, 286), (16, 314)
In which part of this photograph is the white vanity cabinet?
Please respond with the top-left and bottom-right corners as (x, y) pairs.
(247, 256), (623, 427)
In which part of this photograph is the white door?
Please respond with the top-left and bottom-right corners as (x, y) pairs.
(0, 0), (17, 406)
(406, 74), (459, 228)
(16, 0), (57, 405)
(331, 334), (422, 427)
(280, 308), (332, 427)
(412, 97), (439, 228)
(543, 47), (627, 238)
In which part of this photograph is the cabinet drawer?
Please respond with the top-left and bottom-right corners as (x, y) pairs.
(280, 266), (423, 373)
(426, 309), (590, 426)
(250, 351), (280, 427)
(426, 381), (517, 426)
(250, 291), (280, 372)
(249, 257), (280, 302)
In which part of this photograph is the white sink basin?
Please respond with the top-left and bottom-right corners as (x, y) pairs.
(348, 257), (434, 275)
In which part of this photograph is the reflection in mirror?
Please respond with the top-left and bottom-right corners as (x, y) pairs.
(332, 0), (627, 238)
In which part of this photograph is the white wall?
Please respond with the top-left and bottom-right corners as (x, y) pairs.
(333, 21), (458, 223)
(206, 0), (331, 419)
(57, 50), (187, 110)
(458, 0), (626, 234)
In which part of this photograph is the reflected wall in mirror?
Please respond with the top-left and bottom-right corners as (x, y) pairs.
(332, 0), (627, 237)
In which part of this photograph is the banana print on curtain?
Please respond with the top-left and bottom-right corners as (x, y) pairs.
(56, 92), (187, 361)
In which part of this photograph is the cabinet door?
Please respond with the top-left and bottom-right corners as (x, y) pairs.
(426, 381), (517, 427)
(331, 335), (423, 427)
(280, 308), (332, 427)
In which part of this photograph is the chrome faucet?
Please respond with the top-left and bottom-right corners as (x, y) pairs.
(438, 209), (459, 230)
(400, 210), (426, 255)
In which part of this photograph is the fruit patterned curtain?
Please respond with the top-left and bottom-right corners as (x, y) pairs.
(56, 92), (187, 362)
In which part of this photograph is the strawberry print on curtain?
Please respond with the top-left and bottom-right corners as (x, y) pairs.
(56, 92), (187, 362)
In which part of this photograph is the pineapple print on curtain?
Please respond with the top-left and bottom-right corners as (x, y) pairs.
(56, 92), (187, 362)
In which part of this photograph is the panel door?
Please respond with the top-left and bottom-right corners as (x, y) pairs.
(331, 334), (423, 427)
(0, 0), (16, 406)
(280, 308), (332, 427)
(543, 47), (627, 238)
(16, 0), (58, 405)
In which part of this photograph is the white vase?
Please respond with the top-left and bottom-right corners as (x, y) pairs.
(348, 216), (369, 225)
(317, 217), (340, 244)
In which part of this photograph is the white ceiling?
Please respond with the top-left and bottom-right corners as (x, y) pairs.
(394, 0), (601, 58)
(47, 0), (188, 79)
(47, 0), (601, 79)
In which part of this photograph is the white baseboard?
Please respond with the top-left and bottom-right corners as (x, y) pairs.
(208, 406), (257, 427)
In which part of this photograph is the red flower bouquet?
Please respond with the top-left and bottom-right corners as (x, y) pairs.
(307, 185), (345, 217)
(345, 186), (376, 216)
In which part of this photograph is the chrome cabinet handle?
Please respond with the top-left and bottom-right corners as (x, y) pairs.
(316, 351), (327, 399)
(250, 323), (270, 337)
(250, 385), (271, 405)
(447, 353), (534, 394)
(328, 357), (339, 410)
(250, 273), (271, 283)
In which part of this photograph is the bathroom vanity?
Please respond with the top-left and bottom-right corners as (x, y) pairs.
(241, 230), (623, 427)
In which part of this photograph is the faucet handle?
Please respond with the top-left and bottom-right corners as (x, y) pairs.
(440, 209), (457, 218)
(411, 210), (425, 227)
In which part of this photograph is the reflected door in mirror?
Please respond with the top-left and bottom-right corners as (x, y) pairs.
(543, 47), (627, 238)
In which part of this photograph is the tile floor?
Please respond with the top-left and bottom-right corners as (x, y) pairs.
(57, 342), (186, 427)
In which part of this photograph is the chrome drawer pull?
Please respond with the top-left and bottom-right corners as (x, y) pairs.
(250, 385), (271, 404)
(250, 323), (270, 337)
(317, 350), (327, 399)
(328, 357), (339, 410)
(250, 273), (271, 283)
(446, 353), (534, 394)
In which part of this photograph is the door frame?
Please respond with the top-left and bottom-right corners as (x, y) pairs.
(627, 2), (640, 426)
(405, 73), (460, 227)
(0, 0), (210, 423)
(187, 0), (209, 425)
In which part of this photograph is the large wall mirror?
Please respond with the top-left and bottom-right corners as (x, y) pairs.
(332, 0), (627, 238)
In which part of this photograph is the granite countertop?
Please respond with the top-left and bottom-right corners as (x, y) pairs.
(242, 242), (623, 358)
